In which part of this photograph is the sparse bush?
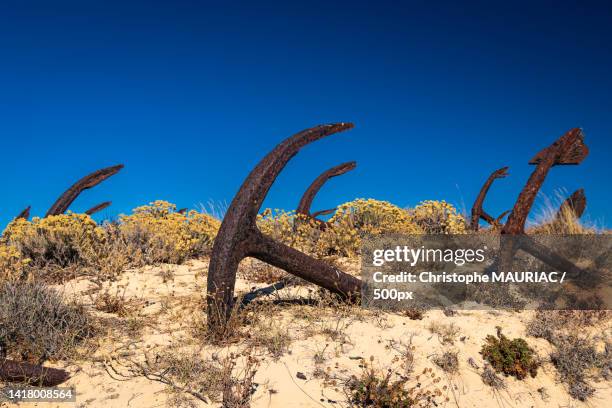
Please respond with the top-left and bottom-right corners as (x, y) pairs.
(550, 335), (605, 401)
(249, 319), (291, 359)
(526, 310), (610, 401)
(109, 348), (259, 407)
(428, 321), (459, 344)
(402, 308), (425, 320)
(240, 258), (288, 283)
(346, 360), (441, 407)
(433, 350), (459, 373)
(480, 327), (538, 379)
(410, 200), (467, 234)
(481, 365), (505, 389)
(0, 281), (92, 362)
(525, 310), (561, 342)
(528, 310), (610, 341)
(93, 286), (132, 317)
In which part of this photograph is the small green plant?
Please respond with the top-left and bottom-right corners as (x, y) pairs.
(480, 327), (538, 380)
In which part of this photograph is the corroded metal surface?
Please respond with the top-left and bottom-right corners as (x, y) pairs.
(470, 167), (509, 231)
(499, 129), (589, 273)
(0, 358), (70, 386)
(46, 165), (124, 217)
(85, 201), (112, 216)
(311, 208), (336, 218)
(555, 188), (586, 220)
(207, 124), (362, 329)
(297, 161), (356, 218)
(14, 206), (31, 221)
(503, 128), (588, 235)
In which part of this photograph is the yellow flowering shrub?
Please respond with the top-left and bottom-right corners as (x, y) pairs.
(0, 244), (30, 282)
(257, 200), (430, 258)
(118, 200), (220, 264)
(329, 199), (422, 234)
(257, 209), (323, 254)
(410, 200), (467, 234)
(323, 199), (423, 256)
(2, 213), (106, 270)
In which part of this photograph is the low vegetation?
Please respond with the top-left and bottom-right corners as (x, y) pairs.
(345, 359), (444, 408)
(432, 350), (459, 374)
(480, 327), (539, 380)
(0, 195), (607, 406)
(527, 309), (611, 401)
(481, 365), (505, 389)
(0, 201), (219, 283)
(108, 348), (259, 408)
(0, 281), (92, 363)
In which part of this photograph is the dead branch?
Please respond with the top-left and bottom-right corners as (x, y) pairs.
(45, 164), (124, 217)
(85, 201), (112, 215)
(207, 124), (362, 329)
(0, 358), (70, 386)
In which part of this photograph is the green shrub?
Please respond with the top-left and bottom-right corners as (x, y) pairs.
(480, 327), (538, 380)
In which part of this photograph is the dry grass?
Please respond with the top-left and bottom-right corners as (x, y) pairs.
(527, 189), (597, 234)
(345, 358), (445, 408)
(526, 309), (611, 401)
(107, 347), (259, 407)
(238, 258), (288, 284)
(550, 335), (608, 401)
(92, 286), (134, 317)
(427, 321), (460, 345)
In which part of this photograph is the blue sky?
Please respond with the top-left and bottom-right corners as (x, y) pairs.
(1, 1), (611, 228)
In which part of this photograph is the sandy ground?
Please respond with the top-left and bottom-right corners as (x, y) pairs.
(3, 258), (610, 408)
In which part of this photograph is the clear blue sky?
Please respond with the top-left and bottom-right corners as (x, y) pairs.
(1, 1), (611, 228)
